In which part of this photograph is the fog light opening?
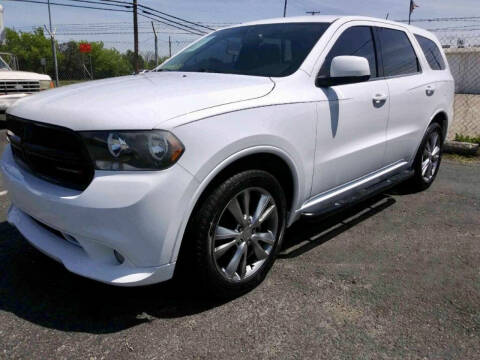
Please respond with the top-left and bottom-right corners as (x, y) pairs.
(114, 250), (125, 265)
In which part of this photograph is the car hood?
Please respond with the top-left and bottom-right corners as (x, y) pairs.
(0, 70), (51, 81)
(8, 72), (275, 131)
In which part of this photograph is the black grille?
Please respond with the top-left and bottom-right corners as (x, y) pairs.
(6, 115), (94, 191)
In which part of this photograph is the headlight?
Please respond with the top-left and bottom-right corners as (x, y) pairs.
(39, 80), (54, 90)
(80, 130), (185, 171)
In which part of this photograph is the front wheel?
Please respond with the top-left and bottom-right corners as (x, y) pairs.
(405, 122), (444, 192)
(185, 170), (287, 297)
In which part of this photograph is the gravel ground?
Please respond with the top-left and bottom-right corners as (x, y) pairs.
(0, 129), (479, 359)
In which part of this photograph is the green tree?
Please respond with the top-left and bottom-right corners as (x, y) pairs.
(0, 28), (136, 80)
(91, 42), (132, 78)
(124, 49), (146, 71)
(0, 27), (57, 75)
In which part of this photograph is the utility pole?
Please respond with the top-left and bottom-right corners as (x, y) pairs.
(133, 0), (139, 73)
(306, 11), (321, 15)
(46, 0), (59, 87)
(151, 21), (158, 67)
(283, 0), (287, 17)
(169, 36), (172, 58)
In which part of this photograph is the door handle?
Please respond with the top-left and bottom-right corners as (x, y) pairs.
(426, 86), (436, 96)
(373, 93), (388, 105)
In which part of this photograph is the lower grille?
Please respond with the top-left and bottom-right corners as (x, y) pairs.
(32, 217), (82, 248)
(6, 115), (94, 191)
(0, 80), (40, 94)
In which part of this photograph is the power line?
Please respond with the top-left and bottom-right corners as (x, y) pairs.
(68, 0), (210, 35)
(63, 0), (131, 9)
(138, 13), (205, 36)
(6, 0), (212, 34)
(139, 9), (207, 35)
(52, 30), (197, 35)
(15, 22), (227, 31)
(4, 0), (131, 12)
(398, 16), (480, 23)
(6, 0), (209, 36)
(101, 0), (215, 31)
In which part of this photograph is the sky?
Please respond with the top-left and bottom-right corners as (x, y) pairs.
(2, 0), (480, 55)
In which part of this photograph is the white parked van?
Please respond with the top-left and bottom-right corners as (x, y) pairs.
(2, 16), (454, 296)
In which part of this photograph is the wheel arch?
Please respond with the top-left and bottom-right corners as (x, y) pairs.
(170, 146), (302, 265)
(429, 110), (449, 141)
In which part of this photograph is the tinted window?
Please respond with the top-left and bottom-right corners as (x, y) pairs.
(159, 23), (330, 77)
(319, 26), (377, 78)
(378, 28), (420, 77)
(415, 35), (446, 70)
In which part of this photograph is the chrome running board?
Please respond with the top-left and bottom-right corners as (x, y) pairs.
(300, 162), (412, 217)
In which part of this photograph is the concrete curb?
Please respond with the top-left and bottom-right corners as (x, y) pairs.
(444, 141), (480, 156)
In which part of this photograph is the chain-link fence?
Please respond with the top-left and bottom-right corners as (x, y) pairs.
(433, 32), (480, 140)
(51, 36), (201, 86)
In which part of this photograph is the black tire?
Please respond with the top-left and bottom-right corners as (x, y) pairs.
(404, 122), (444, 192)
(181, 170), (287, 298)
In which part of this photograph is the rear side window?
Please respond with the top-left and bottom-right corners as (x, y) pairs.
(415, 35), (446, 70)
(377, 28), (420, 77)
(319, 26), (378, 78)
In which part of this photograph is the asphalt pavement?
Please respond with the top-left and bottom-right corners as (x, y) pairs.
(0, 128), (479, 359)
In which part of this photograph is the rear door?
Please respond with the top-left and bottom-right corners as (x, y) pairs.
(311, 24), (390, 196)
(375, 26), (435, 165)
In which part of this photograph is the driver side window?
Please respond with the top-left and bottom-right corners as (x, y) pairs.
(319, 26), (378, 79)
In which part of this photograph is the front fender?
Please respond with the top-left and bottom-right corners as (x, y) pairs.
(168, 104), (318, 263)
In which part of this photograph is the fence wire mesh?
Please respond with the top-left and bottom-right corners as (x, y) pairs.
(433, 31), (480, 139)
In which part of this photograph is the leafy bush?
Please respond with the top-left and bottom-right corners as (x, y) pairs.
(454, 134), (480, 145)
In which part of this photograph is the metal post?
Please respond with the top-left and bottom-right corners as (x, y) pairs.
(47, 0), (59, 87)
(133, 0), (139, 73)
(151, 21), (158, 67)
(89, 54), (93, 79)
(408, 0), (412, 24)
(283, 0), (287, 17)
(169, 36), (172, 58)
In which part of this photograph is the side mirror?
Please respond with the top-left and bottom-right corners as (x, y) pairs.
(316, 56), (371, 87)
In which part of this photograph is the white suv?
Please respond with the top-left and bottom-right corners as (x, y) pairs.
(1, 16), (454, 295)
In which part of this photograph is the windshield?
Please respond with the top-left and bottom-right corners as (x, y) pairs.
(159, 23), (330, 77)
(0, 56), (11, 71)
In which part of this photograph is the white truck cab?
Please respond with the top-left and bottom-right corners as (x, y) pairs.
(0, 55), (53, 120)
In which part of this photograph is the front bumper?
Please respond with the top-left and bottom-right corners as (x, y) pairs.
(1, 145), (198, 286)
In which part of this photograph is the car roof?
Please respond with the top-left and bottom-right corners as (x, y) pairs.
(227, 15), (436, 39)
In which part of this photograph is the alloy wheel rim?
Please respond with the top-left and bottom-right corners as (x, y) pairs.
(421, 131), (441, 182)
(211, 187), (279, 282)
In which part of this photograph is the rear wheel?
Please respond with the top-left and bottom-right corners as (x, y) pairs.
(405, 122), (444, 192)
(184, 170), (286, 297)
